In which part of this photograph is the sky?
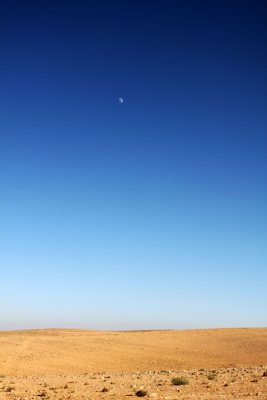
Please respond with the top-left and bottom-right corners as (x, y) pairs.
(0, 0), (266, 330)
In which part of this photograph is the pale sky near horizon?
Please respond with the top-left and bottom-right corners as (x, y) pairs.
(1, 0), (266, 330)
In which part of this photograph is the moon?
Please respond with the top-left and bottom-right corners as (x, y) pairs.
(118, 97), (124, 104)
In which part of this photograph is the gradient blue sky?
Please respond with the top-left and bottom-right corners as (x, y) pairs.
(1, 0), (266, 330)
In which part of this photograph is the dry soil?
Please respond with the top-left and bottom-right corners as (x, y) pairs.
(0, 328), (266, 399)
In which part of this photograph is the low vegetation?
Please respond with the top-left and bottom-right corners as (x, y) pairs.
(207, 374), (217, 380)
(171, 377), (189, 385)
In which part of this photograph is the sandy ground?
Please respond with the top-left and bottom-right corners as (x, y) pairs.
(0, 328), (266, 399)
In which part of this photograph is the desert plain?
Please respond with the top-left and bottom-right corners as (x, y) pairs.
(0, 328), (266, 399)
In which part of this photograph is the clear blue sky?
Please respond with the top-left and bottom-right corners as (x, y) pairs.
(0, 0), (266, 330)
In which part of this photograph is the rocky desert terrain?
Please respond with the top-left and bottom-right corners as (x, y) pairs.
(0, 328), (266, 399)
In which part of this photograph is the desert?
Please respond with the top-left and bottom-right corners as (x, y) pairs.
(0, 328), (266, 399)
(2, 0), (267, 398)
